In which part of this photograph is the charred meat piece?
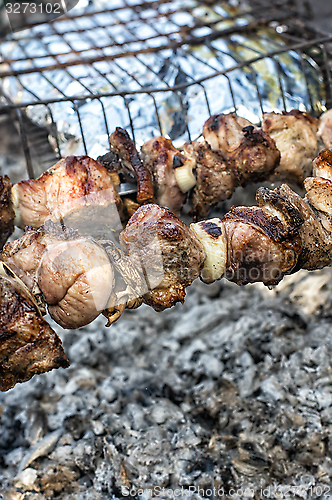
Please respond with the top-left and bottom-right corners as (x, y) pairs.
(0, 175), (15, 249)
(2, 221), (115, 329)
(229, 126), (280, 185)
(0, 262), (69, 391)
(203, 113), (255, 156)
(120, 204), (206, 311)
(109, 127), (154, 203)
(312, 148), (332, 180)
(12, 156), (123, 233)
(187, 141), (236, 220)
(203, 113), (280, 183)
(223, 205), (302, 286)
(262, 110), (318, 185)
(318, 108), (332, 150)
(141, 137), (188, 215)
(276, 183), (332, 271)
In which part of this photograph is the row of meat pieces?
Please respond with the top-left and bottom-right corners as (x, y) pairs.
(1, 108), (332, 252)
(1, 148), (332, 390)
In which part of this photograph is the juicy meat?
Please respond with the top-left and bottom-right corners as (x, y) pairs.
(318, 108), (332, 149)
(312, 148), (332, 180)
(229, 126), (280, 185)
(2, 221), (115, 329)
(109, 127), (154, 203)
(0, 263), (69, 391)
(262, 110), (318, 184)
(119, 204), (206, 311)
(188, 141), (236, 220)
(223, 205), (302, 286)
(203, 113), (280, 181)
(12, 156), (122, 232)
(0, 175), (14, 249)
(203, 113), (255, 155)
(141, 137), (187, 214)
(188, 125), (279, 221)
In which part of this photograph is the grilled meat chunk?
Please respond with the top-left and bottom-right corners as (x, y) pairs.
(262, 110), (318, 184)
(318, 108), (332, 149)
(12, 156), (123, 233)
(120, 204), (206, 311)
(188, 127), (279, 220)
(109, 127), (154, 203)
(141, 137), (189, 215)
(312, 148), (332, 180)
(229, 126), (280, 184)
(2, 221), (115, 329)
(0, 262), (69, 391)
(188, 141), (236, 220)
(203, 113), (255, 155)
(0, 175), (15, 249)
(223, 205), (302, 286)
(203, 112), (280, 182)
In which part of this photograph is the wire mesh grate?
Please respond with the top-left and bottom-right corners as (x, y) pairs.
(0, 0), (331, 178)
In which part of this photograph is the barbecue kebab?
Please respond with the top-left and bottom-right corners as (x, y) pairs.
(0, 109), (327, 249)
(0, 109), (332, 391)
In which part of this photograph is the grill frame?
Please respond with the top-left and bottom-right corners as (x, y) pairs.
(0, 0), (331, 179)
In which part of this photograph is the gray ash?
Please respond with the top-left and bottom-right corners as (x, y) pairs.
(1, 270), (332, 498)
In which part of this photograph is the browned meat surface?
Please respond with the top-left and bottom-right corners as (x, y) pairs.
(141, 137), (187, 214)
(109, 127), (154, 203)
(2, 221), (115, 329)
(188, 141), (236, 220)
(203, 113), (255, 156)
(0, 263), (69, 391)
(262, 110), (318, 184)
(318, 109), (332, 149)
(12, 156), (122, 232)
(229, 126), (280, 185)
(0, 175), (14, 249)
(120, 204), (205, 311)
(223, 205), (302, 286)
(312, 148), (332, 180)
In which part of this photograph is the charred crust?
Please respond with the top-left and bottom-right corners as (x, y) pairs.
(242, 125), (255, 137)
(224, 206), (291, 242)
(97, 151), (121, 172)
(199, 221), (222, 238)
(316, 149), (332, 167)
(285, 109), (317, 125)
(208, 114), (221, 132)
(0, 274), (69, 390)
(110, 127), (154, 203)
(0, 175), (15, 249)
(173, 155), (184, 168)
(256, 187), (304, 228)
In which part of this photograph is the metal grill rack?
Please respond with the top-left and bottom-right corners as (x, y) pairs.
(0, 0), (331, 179)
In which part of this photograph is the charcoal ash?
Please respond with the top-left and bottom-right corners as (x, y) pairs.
(1, 270), (332, 498)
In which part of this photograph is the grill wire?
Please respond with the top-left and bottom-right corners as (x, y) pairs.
(0, 0), (331, 179)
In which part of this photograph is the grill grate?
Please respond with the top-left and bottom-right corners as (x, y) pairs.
(0, 0), (331, 178)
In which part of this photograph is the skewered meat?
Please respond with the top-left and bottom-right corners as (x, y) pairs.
(222, 204), (302, 286)
(187, 141), (236, 220)
(202, 114), (280, 181)
(188, 124), (280, 220)
(0, 175), (14, 249)
(141, 137), (189, 215)
(3, 150), (332, 390)
(119, 203), (206, 311)
(0, 262), (69, 391)
(109, 127), (154, 203)
(262, 110), (318, 184)
(2, 221), (115, 329)
(318, 109), (332, 149)
(203, 113), (255, 155)
(12, 155), (123, 235)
